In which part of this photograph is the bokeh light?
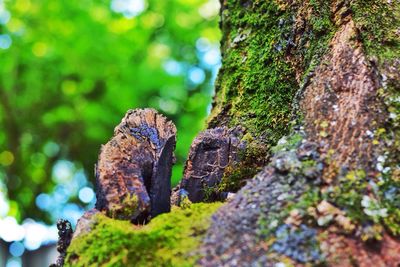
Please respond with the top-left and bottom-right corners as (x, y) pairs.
(111, 0), (146, 18)
(6, 258), (21, 267)
(0, 0), (221, 264)
(9, 242), (25, 257)
(0, 34), (11, 49)
(0, 217), (25, 242)
(79, 187), (95, 204)
(189, 67), (206, 85)
(22, 219), (57, 251)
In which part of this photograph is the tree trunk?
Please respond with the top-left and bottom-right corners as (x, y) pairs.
(199, 0), (400, 266)
(64, 1), (400, 266)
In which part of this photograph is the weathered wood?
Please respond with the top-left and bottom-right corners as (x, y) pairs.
(174, 127), (245, 203)
(95, 108), (176, 222)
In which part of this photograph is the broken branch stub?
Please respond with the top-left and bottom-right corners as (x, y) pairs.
(176, 127), (245, 203)
(95, 108), (177, 222)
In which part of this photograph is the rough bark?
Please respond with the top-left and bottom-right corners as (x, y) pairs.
(300, 18), (385, 182)
(198, 0), (400, 266)
(172, 126), (246, 203)
(95, 108), (176, 222)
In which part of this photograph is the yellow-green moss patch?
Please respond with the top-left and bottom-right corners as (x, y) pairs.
(65, 202), (223, 267)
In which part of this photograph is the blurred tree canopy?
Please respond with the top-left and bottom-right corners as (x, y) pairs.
(0, 0), (220, 224)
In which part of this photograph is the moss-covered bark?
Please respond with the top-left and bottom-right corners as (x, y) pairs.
(201, 0), (400, 265)
(208, 0), (335, 140)
(65, 1), (400, 266)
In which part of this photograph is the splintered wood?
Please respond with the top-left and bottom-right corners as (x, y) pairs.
(95, 109), (176, 223)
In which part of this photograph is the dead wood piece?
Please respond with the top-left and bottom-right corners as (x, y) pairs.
(95, 108), (177, 222)
(177, 126), (245, 203)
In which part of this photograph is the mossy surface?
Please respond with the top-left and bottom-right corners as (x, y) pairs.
(295, 0), (335, 83)
(204, 0), (336, 195)
(274, 0), (400, 243)
(201, 0), (400, 264)
(351, 0), (400, 237)
(66, 1), (400, 265)
(254, 132), (399, 263)
(209, 1), (298, 143)
(108, 193), (139, 219)
(214, 134), (268, 195)
(351, 1), (400, 60)
(65, 202), (223, 267)
(209, 0), (335, 148)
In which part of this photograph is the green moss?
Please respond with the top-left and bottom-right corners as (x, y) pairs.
(378, 170), (400, 235)
(375, 88), (400, 235)
(218, 134), (269, 193)
(377, 63), (400, 237)
(263, 131), (399, 240)
(108, 193), (139, 219)
(65, 202), (223, 267)
(326, 170), (368, 222)
(290, 167), (400, 239)
(206, 1), (336, 198)
(218, 164), (259, 193)
(201, 164), (260, 202)
(309, 0), (332, 34)
(291, 187), (321, 213)
(198, 132), (269, 198)
(351, 1), (400, 60)
(209, 1), (298, 142)
(209, 0), (335, 149)
(300, 0), (335, 79)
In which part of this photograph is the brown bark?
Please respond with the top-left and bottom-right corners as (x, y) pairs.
(197, 0), (400, 266)
(95, 108), (176, 222)
(301, 18), (384, 183)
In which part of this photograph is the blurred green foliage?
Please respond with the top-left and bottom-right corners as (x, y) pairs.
(0, 0), (220, 223)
